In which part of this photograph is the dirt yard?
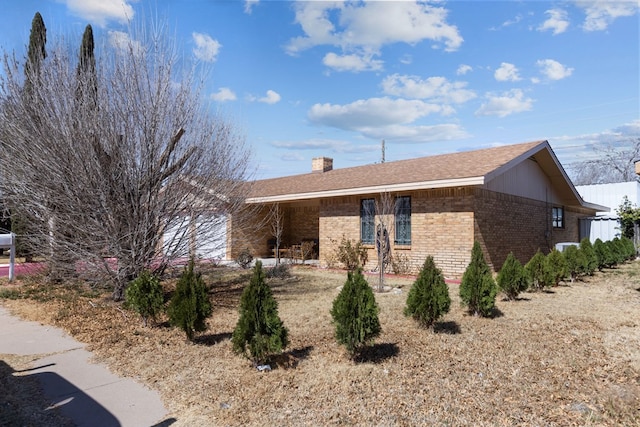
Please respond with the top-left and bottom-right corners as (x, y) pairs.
(1, 261), (640, 426)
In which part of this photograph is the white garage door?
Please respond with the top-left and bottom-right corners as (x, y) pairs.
(163, 214), (227, 261)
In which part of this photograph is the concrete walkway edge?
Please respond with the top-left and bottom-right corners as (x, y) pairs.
(0, 306), (170, 427)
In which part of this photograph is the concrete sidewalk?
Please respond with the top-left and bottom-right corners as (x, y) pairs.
(0, 306), (172, 427)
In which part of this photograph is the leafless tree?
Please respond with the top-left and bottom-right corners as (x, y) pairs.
(0, 22), (252, 299)
(375, 192), (394, 292)
(269, 203), (284, 265)
(569, 138), (640, 185)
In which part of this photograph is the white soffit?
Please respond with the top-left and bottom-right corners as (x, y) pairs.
(246, 176), (485, 204)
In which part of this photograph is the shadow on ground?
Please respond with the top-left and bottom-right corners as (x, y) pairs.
(433, 321), (461, 334)
(194, 332), (233, 346)
(355, 342), (399, 364)
(1, 359), (115, 426)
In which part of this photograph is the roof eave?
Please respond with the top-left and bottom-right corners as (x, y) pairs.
(246, 176), (486, 204)
(581, 201), (610, 213)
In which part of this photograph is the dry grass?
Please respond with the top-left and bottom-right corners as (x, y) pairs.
(1, 261), (640, 426)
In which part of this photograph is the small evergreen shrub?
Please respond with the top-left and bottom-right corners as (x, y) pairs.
(459, 242), (498, 317)
(621, 236), (637, 260)
(563, 245), (585, 282)
(168, 260), (212, 340)
(336, 237), (368, 270)
(525, 249), (553, 291)
(593, 238), (608, 271)
(235, 248), (254, 269)
(579, 238), (597, 275)
(331, 268), (381, 358)
(232, 260), (289, 365)
(496, 252), (528, 300)
(610, 238), (626, 265)
(125, 270), (164, 327)
(404, 256), (451, 327)
(546, 248), (567, 286)
(604, 240), (619, 267)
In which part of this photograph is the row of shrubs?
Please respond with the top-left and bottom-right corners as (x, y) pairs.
(336, 236), (638, 359)
(125, 235), (637, 365)
(125, 259), (289, 365)
(499, 236), (637, 303)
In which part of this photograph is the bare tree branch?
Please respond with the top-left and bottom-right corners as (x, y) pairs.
(0, 21), (253, 299)
(569, 138), (640, 185)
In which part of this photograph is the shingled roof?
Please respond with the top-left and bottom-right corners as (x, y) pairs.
(246, 140), (602, 211)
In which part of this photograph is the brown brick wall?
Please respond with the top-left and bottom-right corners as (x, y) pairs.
(234, 188), (590, 277)
(473, 188), (586, 271)
(228, 203), (320, 259)
(318, 190), (475, 278)
(473, 189), (550, 271)
(316, 187), (589, 279)
(287, 204), (320, 245)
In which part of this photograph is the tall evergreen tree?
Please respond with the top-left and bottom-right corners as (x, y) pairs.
(75, 24), (97, 105)
(563, 245), (585, 283)
(404, 256), (451, 328)
(15, 12), (47, 262)
(525, 249), (553, 291)
(496, 252), (528, 300)
(593, 238), (608, 271)
(545, 248), (567, 286)
(459, 242), (498, 317)
(232, 260), (289, 365)
(167, 260), (212, 340)
(24, 12), (46, 88)
(579, 238), (597, 275)
(331, 268), (381, 358)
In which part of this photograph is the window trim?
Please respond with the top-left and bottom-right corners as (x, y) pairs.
(552, 206), (564, 229)
(394, 196), (411, 245)
(360, 198), (375, 244)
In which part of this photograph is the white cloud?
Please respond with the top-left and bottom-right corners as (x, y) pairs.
(549, 119), (640, 164)
(192, 32), (222, 62)
(286, 1), (462, 71)
(272, 138), (371, 154)
(457, 64), (472, 75)
(399, 55), (413, 65)
(577, 0), (640, 31)
(308, 97), (451, 131)
(502, 14), (523, 28)
(360, 123), (470, 143)
(323, 52), (383, 72)
(494, 62), (521, 82)
(62, 0), (135, 27)
(108, 30), (142, 54)
(252, 90), (281, 104)
(244, 0), (259, 14)
(381, 74), (476, 104)
(538, 9), (570, 35)
(280, 152), (305, 162)
(210, 87), (237, 102)
(536, 59), (574, 80)
(475, 89), (534, 118)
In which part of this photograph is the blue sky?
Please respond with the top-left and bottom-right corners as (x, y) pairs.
(0, 0), (638, 180)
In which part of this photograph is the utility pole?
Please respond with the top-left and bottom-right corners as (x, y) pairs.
(381, 139), (385, 163)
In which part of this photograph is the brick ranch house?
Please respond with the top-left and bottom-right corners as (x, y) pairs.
(226, 140), (606, 279)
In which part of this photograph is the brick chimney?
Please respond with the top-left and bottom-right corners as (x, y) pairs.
(312, 157), (333, 173)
